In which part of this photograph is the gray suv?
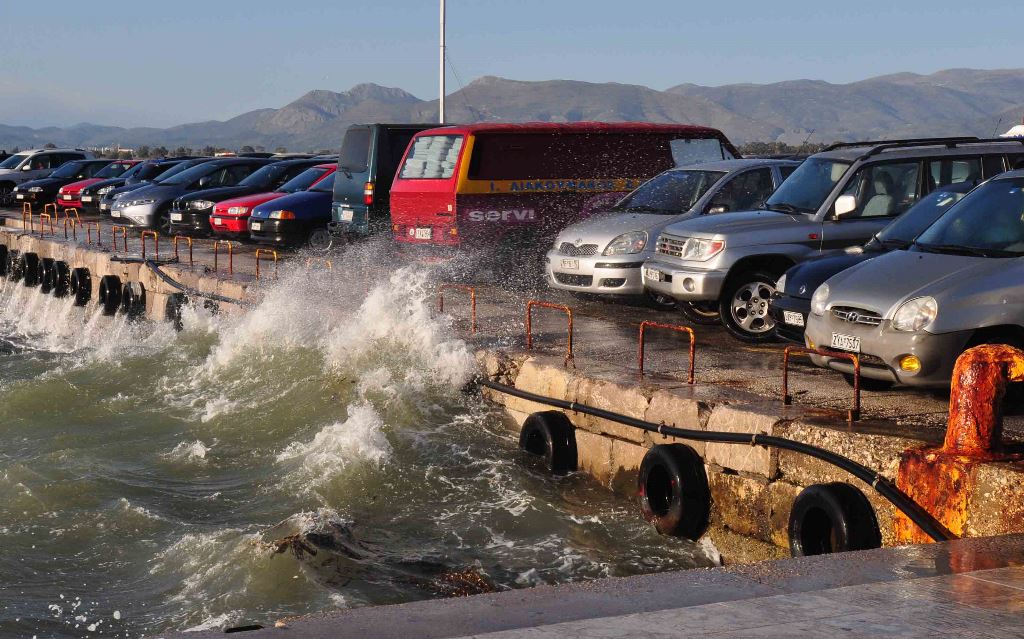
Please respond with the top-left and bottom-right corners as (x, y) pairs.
(0, 148), (94, 206)
(805, 170), (1024, 388)
(545, 159), (799, 307)
(642, 138), (1024, 341)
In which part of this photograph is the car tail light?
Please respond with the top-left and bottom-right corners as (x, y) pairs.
(364, 182), (374, 205)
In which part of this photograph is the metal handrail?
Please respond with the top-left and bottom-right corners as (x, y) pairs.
(638, 320), (695, 384)
(255, 248), (278, 280)
(525, 300), (574, 366)
(438, 284), (477, 334)
(38, 212), (55, 236)
(140, 231), (159, 260)
(173, 235), (193, 267)
(85, 221), (101, 246)
(63, 218), (77, 240)
(213, 240), (233, 275)
(110, 225), (129, 253)
(783, 346), (861, 422)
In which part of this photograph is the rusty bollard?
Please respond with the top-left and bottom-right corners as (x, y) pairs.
(894, 344), (1024, 544)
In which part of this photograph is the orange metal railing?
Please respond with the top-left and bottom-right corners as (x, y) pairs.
(85, 221), (101, 246)
(255, 248), (278, 280)
(438, 284), (477, 334)
(782, 346), (861, 421)
(213, 240), (233, 275)
(173, 235), (193, 267)
(525, 300), (574, 365)
(38, 212), (55, 236)
(21, 206), (34, 233)
(140, 230), (159, 260)
(111, 225), (129, 252)
(638, 320), (695, 384)
(63, 217), (77, 240)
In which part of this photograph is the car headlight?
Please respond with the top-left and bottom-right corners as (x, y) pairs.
(776, 273), (787, 295)
(679, 237), (725, 261)
(269, 210), (295, 220)
(810, 283), (829, 316)
(97, 186), (114, 195)
(891, 296), (937, 332)
(227, 206), (249, 215)
(28, 187), (43, 192)
(188, 199), (215, 211)
(603, 231), (648, 256)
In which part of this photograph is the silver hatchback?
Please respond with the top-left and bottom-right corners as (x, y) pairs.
(805, 170), (1024, 387)
(545, 159), (798, 305)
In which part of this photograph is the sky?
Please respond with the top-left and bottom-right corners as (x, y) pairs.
(0, 0), (1020, 128)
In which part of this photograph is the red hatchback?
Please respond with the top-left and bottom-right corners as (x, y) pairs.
(58, 160), (141, 208)
(210, 163), (336, 238)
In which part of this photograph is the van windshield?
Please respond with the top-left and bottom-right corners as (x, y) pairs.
(613, 170), (726, 214)
(399, 135), (463, 179)
(914, 177), (1024, 257)
(338, 127), (371, 173)
(0, 154), (29, 170)
(764, 158), (850, 214)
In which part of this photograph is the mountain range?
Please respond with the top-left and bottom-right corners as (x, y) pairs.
(1, 68), (1022, 152)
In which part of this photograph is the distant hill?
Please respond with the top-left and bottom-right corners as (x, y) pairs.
(1, 68), (1021, 152)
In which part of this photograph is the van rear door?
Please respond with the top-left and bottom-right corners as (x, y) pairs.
(390, 134), (465, 246)
(332, 126), (372, 231)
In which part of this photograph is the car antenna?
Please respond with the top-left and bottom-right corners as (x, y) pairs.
(991, 117), (1003, 138)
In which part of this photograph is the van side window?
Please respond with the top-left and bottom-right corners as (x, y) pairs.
(339, 128), (371, 173)
(779, 165), (798, 180)
(838, 161), (921, 218)
(706, 168), (774, 213)
(928, 158), (982, 190)
(669, 138), (730, 166)
(400, 135), (462, 179)
(983, 155), (1006, 179)
(1009, 154), (1024, 171)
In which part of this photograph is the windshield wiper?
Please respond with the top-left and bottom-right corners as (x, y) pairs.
(875, 236), (912, 249)
(915, 242), (1009, 258)
(764, 202), (810, 214)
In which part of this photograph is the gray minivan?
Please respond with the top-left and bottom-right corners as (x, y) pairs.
(328, 123), (439, 241)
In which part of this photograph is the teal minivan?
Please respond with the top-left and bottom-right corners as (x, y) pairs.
(329, 123), (439, 240)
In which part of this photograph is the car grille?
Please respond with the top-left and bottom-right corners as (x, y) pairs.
(600, 278), (626, 288)
(655, 235), (686, 258)
(559, 242), (598, 257)
(831, 306), (882, 326)
(553, 273), (593, 286)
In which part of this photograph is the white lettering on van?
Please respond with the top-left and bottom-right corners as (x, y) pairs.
(467, 209), (536, 223)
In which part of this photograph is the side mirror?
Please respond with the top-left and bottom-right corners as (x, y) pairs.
(21, 164), (31, 171)
(707, 204), (728, 214)
(197, 175), (213, 188)
(834, 194), (857, 218)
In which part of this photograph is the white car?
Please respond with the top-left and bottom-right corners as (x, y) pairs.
(0, 148), (94, 206)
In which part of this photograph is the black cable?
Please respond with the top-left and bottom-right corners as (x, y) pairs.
(142, 259), (246, 306)
(477, 378), (951, 543)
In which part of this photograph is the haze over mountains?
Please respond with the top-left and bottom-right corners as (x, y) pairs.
(1, 68), (1022, 151)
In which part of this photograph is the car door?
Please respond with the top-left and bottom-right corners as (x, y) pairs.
(22, 153), (56, 182)
(820, 160), (923, 249)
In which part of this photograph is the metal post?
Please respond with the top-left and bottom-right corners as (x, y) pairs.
(439, 0), (446, 123)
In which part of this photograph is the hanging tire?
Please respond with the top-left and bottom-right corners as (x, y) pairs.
(120, 282), (145, 318)
(37, 257), (55, 294)
(637, 444), (711, 539)
(52, 261), (70, 298)
(98, 275), (122, 316)
(518, 411), (578, 475)
(20, 252), (39, 287)
(6, 249), (21, 281)
(788, 482), (881, 557)
(70, 268), (91, 306)
(165, 293), (187, 331)
(677, 300), (720, 325)
(0, 245), (7, 277)
(719, 269), (781, 343)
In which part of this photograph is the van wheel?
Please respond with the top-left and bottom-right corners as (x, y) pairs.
(306, 226), (333, 252)
(719, 270), (778, 342)
(841, 373), (893, 392)
(678, 301), (720, 325)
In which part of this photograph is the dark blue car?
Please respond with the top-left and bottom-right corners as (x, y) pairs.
(248, 175), (335, 249)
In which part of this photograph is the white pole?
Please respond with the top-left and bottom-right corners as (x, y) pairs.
(439, 0), (446, 123)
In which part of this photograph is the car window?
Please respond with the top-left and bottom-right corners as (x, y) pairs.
(1008, 154), (1024, 171)
(765, 157), (850, 214)
(916, 177), (1024, 255)
(29, 154), (53, 171)
(226, 164), (257, 185)
(0, 153), (28, 169)
(779, 165), (799, 180)
(279, 167), (331, 193)
(928, 158), (982, 190)
(706, 168), (774, 213)
(837, 161), (921, 218)
(612, 170), (726, 214)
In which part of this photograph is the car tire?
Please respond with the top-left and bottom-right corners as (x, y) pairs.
(719, 270), (779, 342)
(306, 226), (333, 252)
(0, 183), (14, 207)
(645, 291), (677, 311)
(841, 373), (894, 392)
(157, 208), (173, 236)
(677, 301), (720, 325)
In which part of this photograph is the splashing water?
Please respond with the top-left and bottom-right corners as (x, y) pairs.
(0, 241), (713, 638)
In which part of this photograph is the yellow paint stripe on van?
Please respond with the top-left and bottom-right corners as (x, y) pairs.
(454, 134), (476, 194)
(457, 177), (646, 195)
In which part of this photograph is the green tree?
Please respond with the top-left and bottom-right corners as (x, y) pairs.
(137, 145), (151, 158)
(11, 146), (20, 153)
(274, 146), (287, 154)
(152, 146), (169, 158)
(43, 142), (57, 149)
(240, 145), (255, 154)
(174, 146), (189, 157)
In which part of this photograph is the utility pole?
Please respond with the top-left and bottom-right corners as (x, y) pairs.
(439, 0), (446, 123)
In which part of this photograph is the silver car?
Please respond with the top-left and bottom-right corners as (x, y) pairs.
(545, 159), (798, 306)
(805, 170), (1024, 387)
(0, 148), (94, 206)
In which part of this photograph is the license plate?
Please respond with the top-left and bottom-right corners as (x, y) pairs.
(830, 332), (861, 353)
(645, 267), (664, 282)
(111, 209), (120, 217)
(15, 194), (24, 200)
(100, 203), (109, 211)
(560, 259), (579, 270)
(62, 194), (72, 200)
(81, 196), (93, 202)
(211, 217), (223, 226)
(251, 221), (263, 230)
(170, 213), (183, 222)
(340, 209), (354, 222)
(783, 311), (805, 327)
(415, 227), (432, 240)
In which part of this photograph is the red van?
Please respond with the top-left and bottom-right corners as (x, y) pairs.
(389, 122), (739, 258)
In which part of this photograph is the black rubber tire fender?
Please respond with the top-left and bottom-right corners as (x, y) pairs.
(8, 250), (22, 282)
(70, 267), (91, 306)
(165, 293), (187, 331)
(37, 257), (55, 294)
(20, 252), (40, 287)
(0, 245), (7, 277)
(119, 282), (146, 318)
(637, 444), (711, 539)
(788, 482), (881, 557)
(98, 275), (122, 316)
(518, 411), (578, 475)
(52, 261), (71, 298)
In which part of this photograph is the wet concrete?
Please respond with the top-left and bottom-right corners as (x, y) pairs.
(169, 534), (1024, 638)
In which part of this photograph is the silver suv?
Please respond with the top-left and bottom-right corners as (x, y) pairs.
(0, 148), (94, 206)
(805, 170), (1024, 388)
(642, 138), (1024, 341)
(545, 159), (799, 307)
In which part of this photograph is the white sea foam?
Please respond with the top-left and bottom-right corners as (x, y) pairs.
(167, 440), (213, 461)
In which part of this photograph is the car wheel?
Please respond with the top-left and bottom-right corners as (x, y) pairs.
(0, 184), (13, 207)
(841, 373), (894, 392)
(645, 291), (677, 311)
(677, 301), (720, 325)
(306, 226), (333, 252)
(719, 270), (778, 342)
(158, 209), (173, 236)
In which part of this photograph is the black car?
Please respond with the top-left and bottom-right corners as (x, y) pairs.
(98, 158), (213, 213)
(769, 180), (978, 343)
(168, 158), (326, 236)
(13, 159), (116, 206)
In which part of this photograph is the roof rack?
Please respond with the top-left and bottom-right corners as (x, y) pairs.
(863, 136), (1024, 158)
(822, 137), (979, 152)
